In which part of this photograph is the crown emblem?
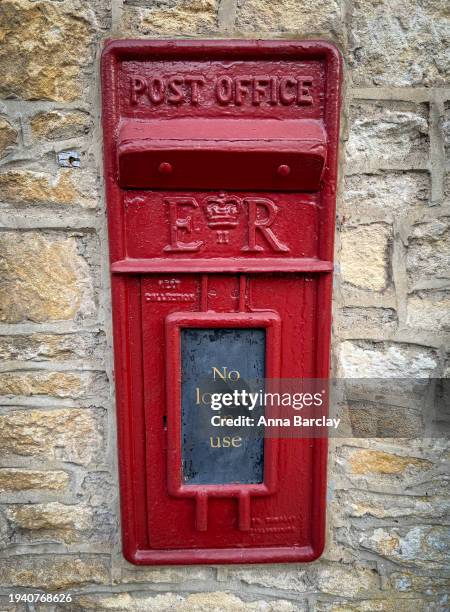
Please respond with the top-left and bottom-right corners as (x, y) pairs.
(204, 193), (241, 228)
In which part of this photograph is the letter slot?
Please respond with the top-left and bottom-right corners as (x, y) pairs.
(118, 118), (327, 191)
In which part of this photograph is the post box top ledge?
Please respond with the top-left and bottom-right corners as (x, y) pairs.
(101, 39), (343, 66)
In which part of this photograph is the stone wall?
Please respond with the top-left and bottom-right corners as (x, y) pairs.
(0, 0), (448, 610)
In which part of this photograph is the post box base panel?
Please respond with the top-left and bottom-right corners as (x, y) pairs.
(102, 40), (341, 565)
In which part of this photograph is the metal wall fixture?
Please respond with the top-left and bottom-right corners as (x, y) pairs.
(101, 39), (342, 565)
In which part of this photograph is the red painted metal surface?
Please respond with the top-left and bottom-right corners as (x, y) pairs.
(101, 39), (342, 565)
(118, 118), (327, 190)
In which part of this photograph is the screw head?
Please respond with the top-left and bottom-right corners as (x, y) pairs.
(158, 162), (173, 174)
(277, 164), (291, 177)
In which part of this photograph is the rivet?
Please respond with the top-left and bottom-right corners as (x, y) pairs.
(158, 162), (173, 174)
(277, 164), (291, 177)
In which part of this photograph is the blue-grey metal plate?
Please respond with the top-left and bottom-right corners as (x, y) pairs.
(181, 328), (265, 485)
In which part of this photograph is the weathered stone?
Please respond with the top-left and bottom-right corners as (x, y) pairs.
(316, 565), (380, 598)
(0, 0), (95, 101)
(7, 502), (92, 544)
(0, 371), (106, 402)
(407, 218), (450, 290)
(0, 169), (96, 207)
(235, 0), (343, 39)
(0, 509), (11, 549)
(346, 102), (428, 169)
(349, 449), (433, 475)
(0, 331), (106, 362)
(81, 472), (115, 508)
(0, 602), (21, 612)
(217, 567), (309, 593)
(338, 489), (448, 520)
(316, 599), (428, 612)
(220, 565), (379, 599)
(406, 291), (450, 331)
(0, 371), (83, 398)
(350, 0), (450, 87)
(0, 408), (103, 465)
(30, 110), (90, 140)
(0, 468), (69, 492)
(389, 571), (450, 595)
(0, 555), (109, 589)
(75, 591), (300, 611)
(360, 526), (450, 569)
(119, 566), (209, 585)
(0, 117), (17, 158)
(340, 224), (391, 291)
(342, 172), (430, 223)
(122, 0), (218, 36)
(0, 232), (95, 323)
(339, 341), (438, 378)
(347, 401), (424, 437)
(339, 307), (397, 334)
(410, 217), (449, 241)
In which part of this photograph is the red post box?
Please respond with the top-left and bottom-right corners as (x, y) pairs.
(101, 40), (342, 565)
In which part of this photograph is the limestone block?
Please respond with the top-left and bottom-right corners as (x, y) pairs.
(118, 566), (209, 585)
(218, 564), (380, 599)
(338, 489), (448, 520)
(122, 0), (218, 36)
(0, 371), (83, 398)
(6, 502), (92, 544)
(235, 0), (343, 39)
(338, 307), (397, 334)
(73, 591), (300, 611)
(0, 118), (18, 158)
(80, 472), (115, 508)
(0, 331), (106, 362)
(346, 102), (428, 169)
(407, 218), (450, 291)
(406, 291), (450, 331)
(340, 224), (391, 291)
(315, 565), (380, 598)
(342, 172), (430, 223)
(338, 341), (438, 378)
(349, 0), (450, 86)
(0, 370), (107, 403)
(0, 469), (69, 492)
(30, 110), (90, 140)
(0, 232), (95, 323)
(0, 408), (103, 466)
(344, 401), (423, 438)
(315, 598), (429, 612)
(389, 572), (450, 596)
(0, 555), (109, 589)
(217, 567), (309, 592)
(348, 449), (433, 475)
(0, 0), (96, 101)
(0, 169), (97, 208)
(359, 526), (450, 569)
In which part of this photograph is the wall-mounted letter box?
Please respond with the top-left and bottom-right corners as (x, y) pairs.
(101, 40), (342, 565)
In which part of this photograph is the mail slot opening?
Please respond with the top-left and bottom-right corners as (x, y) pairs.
(181, 328), (265, 485)
(118, 118), (327, 191)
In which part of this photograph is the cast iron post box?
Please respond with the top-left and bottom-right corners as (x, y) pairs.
(101, 40), (342, 565)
